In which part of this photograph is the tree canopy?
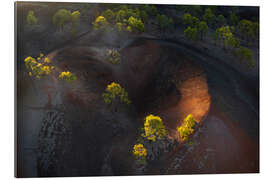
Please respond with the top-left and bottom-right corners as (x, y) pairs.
(24, 54), (54, 79)
(142, 114), (168, 142)
(177, 114), (196, 141)
(235, 46), (254, 68)
(52, 9), (72, 30)
(184, 26), (198, 41)
(216, 26), (240, 49)
(102, 82), (131, 105)
(127, 16), (145, 33)
(203, 8), (216, 27)
(92, 16), (109, 30)
(71, 11), (81, 35)
(198, 21), (209, 40)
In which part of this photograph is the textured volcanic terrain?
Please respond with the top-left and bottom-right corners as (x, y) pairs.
(17, 35), (259, 176)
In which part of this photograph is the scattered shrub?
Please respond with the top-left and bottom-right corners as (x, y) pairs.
(106, 49), (120, 64)
(58, 71), (77, 82)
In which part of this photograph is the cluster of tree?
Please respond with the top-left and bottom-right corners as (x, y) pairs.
(214, 26), (240, 50)
(106, 49), (121, 64)
(132, 143), (147, 163)
(214, 26), (255, 68)
(156, 14), (174, 32)
(234, 46), (255, 68)
(24, 53), (77, 82)
(177, 114), (196, 141)
(52, 9), (81, 35)
(183, 13), (209, 41)
(102, 82), (131, 106)
(93, 6), (146, 33)
(237, 19), (259, 42)
(26, 10), (38, 25)
(178, 5), (202, 17)
(203, 8), (216, 28)
(25, 54), (54, 79)
(132, 114), (167, 163)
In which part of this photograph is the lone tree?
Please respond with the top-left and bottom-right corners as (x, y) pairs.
(142, 114), (168, 142)
(133, 143), (147, 164)
(182, 13), (199, 28)
(184, 26), (198, 41)
(116, 9), (127, 22)
(101, 9), (115, 23)
(156, 14), (174, 32)
(102, 82), (131, 112)
(127, 16), (144, 33)
(53, 9), (72, 31)
(217, 14), (226, 26)
(203, 8), (216, 27)
(27, 10), (38, 25)
(198, 21), (208, 40)
(92, 16), (109, 31)
(216, 26), (240, 50)
(235, 46), (254, 68)
(71, 11), (81, 35)
(229, 11), (239, 26)
(106, 49), (121, 64)
(237, 19), (256, 42)
(177, 114), (196, 141)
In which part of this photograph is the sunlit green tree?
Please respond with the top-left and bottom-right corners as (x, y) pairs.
(177, 114), (196, 141)
(127, 16), (144, 33)
(216, 26), (239, 50)
(141, 114), (168, 142)
(102, 82), (131, 108)
(92, 16), (109, 31)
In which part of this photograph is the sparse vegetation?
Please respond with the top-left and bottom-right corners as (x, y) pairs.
(58, 71), (77, 82)
(106, 49), (121, 64)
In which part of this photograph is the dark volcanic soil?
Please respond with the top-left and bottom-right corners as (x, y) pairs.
(17, 36), (259, 176)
